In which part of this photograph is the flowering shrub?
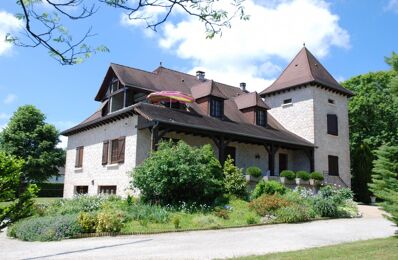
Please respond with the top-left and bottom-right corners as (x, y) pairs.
(275, 204), (311, 223)
(249, 195), (290, 216)
(8, 214), (81, 241)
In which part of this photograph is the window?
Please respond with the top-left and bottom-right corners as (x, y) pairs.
(327, 114), (338, 136)
(75, 186), (88, 194)
(110, 78), (121, 93)
(75, 146), (84, 168)
(256, 110), (267, 126)
(110, 91), (124, 112)
(99, 186), (117, 195)
(328, 155), (339, 176)
(283, 98), (292, 105)
(111, 137), (125, 164)
(328, 99), (335, 105)
(210, 98), (223, 118)
(279, 153), (288, 172)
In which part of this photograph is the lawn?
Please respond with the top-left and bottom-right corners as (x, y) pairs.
(0, 197), (60, 207)
(235, 237), (398, 260)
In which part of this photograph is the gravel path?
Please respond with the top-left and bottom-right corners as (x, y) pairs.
(0, 205), (395, 260)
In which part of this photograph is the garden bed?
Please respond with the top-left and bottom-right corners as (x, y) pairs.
(7, 184), (360, 242)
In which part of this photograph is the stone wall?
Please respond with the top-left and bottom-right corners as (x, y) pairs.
(63, 116), (137, 198)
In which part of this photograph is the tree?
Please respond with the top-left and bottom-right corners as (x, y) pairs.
(342, 70), (398, 150)
(132, 140), (224, 205)
(369, 145), (398, 226)
(351, 142), (373, 204)
(0, 105), (65, 185)
(8, 0), (248, 65)
(0, 151), (38, 230)
(223, 156), (246, 198)
(385, 52), (398, 97)
(342, 53), (398, 203)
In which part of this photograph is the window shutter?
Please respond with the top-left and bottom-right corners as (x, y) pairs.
(327, 114), (338, 135)
(75, 147), (80, 167)
(328, 155), (339, 176)
(102, 141), (109, 165)
(75, 146), (83, 168)
(79, 147), (84, 167)
(118, 137), (125, 163)
(111, 139), (118, 164)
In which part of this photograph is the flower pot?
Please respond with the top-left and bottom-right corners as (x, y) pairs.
(310, 179), (320, 186)
(280, 176), (286, 184)
(371, 196), (376, 205)
(295, 178), (302, 185)
(245, 175), (261, 182)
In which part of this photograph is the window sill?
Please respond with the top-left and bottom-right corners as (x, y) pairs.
(74, 168), (83, 173)
(282, 103), (293, 108)
(106, 163), (120, 169)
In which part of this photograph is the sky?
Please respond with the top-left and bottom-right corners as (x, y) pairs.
(0, 0), (397, 148)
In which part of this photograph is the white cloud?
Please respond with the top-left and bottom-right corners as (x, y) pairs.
(57, 135), (68, 149)
(386, 0), (398, 13)
(130, 0), (350, 92)
(3, 93), (17, 104)
(0, 11), (22, 56)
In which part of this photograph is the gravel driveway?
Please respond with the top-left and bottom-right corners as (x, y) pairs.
(0, 205), (395, 260)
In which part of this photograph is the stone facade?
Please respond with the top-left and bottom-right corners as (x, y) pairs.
(264, 85), (350, 186)
(63, 116), (138, 198)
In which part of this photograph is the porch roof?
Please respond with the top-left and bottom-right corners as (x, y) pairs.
(135, 103), (314, 149)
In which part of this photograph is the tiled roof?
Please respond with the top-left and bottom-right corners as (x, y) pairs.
(233, 92), (270, 110)
(260, 47), (354, 97)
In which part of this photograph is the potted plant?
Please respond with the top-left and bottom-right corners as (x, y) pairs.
(280, 170), (295, 184)
(245, 166), (262, 182)
(295, 171), (310, 185)
(309, 171), (324, 186)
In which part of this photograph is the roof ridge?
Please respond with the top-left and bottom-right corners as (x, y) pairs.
(303, 47), (316, 82)
(111, 63), (157, 76)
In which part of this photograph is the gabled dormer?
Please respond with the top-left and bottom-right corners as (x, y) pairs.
(96, 64), (149, 117)
(233, 92), (270, 127)
(191, 80), (227, 119)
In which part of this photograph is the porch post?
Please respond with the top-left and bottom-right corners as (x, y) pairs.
(218, 136), (226, 166)
(265, 144), (278, 176)
(304, 149), (315, 172)
(150, 122), (159, 151)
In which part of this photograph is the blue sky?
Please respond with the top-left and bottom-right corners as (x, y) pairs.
(0, 0), (397, 147)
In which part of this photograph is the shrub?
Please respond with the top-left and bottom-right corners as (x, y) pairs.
(249, 195), (290, 216)
(192, 215), (221, 228)
(296, 171), (310, 181)
(223, 156), (247, 198)
(44, 195), (109, 215)
(245, 214), (257, 225)
(280, 170), (295, 180)
(313, 197), (338, 218)
(251, 180), (287, 199)
(8, 214), (81, 241)
(172, 216), (181, 229)
(96, 210), (125, 233)
(132, 141), (224, 205)
(77, 212), (97, 233)
(310, 171), (324, 181)
(214, 208), (229, 219)
(275, 204), (311, 223)
(246, 166), (262, 178)
(318, 185), (353, 205)
(337, 200), (360, 218)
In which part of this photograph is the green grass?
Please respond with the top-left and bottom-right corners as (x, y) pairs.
(234, 237), (398, 260)
(121, 198), (260, 233)
(0, 197), (60, 207)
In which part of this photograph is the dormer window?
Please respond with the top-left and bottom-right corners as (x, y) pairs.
(256, 109), (267, 126)
(111, 78), (121, 93)
(210, 98), (223, 118)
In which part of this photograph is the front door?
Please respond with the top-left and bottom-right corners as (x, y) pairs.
(279, 153), (288, 173)
(224, 146), (236, 165)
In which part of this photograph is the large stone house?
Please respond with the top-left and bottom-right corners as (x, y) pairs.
(61, 47), (353, 198)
